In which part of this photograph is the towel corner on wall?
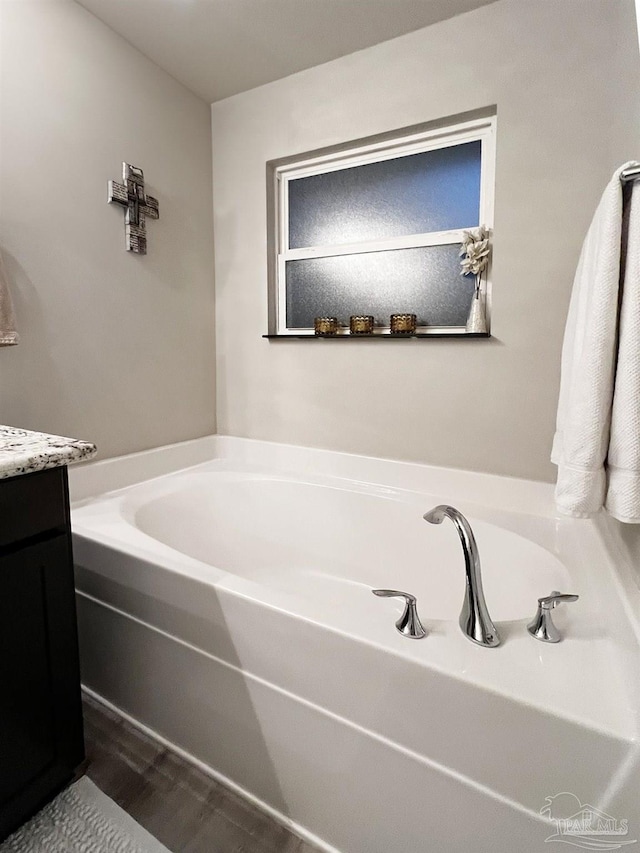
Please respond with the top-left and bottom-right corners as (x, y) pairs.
(552, 161), (640, 524)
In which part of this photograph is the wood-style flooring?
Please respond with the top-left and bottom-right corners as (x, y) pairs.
(82, 694), (322, 853)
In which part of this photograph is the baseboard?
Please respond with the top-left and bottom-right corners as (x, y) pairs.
(81, 685), (341, 853)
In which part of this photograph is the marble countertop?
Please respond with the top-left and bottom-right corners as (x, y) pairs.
(0, 425), (97, 480)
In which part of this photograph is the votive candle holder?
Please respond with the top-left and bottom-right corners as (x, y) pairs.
(390, 313), (417, 335)
(314, 317), (338, 336)
(349, 315), (375, 335)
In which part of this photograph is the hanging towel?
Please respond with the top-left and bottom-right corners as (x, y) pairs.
(0, 249), (19, 346)
(552, 162), (640, 521)
(606, 176), (640, 522)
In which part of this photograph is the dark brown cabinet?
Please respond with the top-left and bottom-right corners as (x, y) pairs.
(0, 467), (84, 841)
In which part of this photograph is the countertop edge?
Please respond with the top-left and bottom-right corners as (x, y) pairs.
(0, 425), (98, 481)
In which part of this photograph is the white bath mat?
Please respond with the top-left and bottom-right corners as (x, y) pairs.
(0, 776), (172, 853)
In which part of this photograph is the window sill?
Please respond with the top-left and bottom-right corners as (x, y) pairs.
(263, 332), (491, 340)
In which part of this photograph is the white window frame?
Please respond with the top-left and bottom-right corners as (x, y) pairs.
(272, 114), (496, 336)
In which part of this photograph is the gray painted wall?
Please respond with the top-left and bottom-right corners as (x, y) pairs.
(211, 0), (640, 482)
(0, 0), (216, 459)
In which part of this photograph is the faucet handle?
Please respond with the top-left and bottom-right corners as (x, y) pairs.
(527, 590), (579, 643)
(538, 591), (579, 608)
(372, 589), (427, 639)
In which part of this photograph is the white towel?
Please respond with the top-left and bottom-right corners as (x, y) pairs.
(0, 249), (19, 346)
(606, 177), (640, 522)
(552, 162), (640, 521)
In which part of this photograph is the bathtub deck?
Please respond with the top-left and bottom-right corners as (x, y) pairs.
(83, 694), (321, 853)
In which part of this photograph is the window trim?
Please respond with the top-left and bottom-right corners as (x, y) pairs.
(270, 113), (496, 336)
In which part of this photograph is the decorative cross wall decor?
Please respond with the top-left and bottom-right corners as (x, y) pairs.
(108, 162), (159, 254)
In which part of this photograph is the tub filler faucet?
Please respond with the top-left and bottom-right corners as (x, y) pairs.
(423, 505), (501, 648)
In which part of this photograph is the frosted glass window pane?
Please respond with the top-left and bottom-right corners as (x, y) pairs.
(285, 245), (475, 328)
(288, 141), (481, 249)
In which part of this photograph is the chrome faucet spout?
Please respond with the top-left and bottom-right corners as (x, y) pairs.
(423, 505), (501, 648)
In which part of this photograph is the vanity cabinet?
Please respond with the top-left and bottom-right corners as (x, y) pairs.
(0, 466), (84, 842)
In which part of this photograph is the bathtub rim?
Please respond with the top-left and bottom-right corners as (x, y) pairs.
(68, 434), (640, 646)
(69, 434), (556, 515)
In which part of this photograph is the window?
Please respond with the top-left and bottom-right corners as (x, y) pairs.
(268, 112), (496, 336)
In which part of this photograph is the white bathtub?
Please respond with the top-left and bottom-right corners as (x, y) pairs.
(70, 436), (640, 853)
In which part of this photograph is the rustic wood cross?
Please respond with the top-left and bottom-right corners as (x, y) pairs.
(108, 162), (159, 254)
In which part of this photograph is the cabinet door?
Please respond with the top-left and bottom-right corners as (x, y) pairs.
(0, 534), (84, 840)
